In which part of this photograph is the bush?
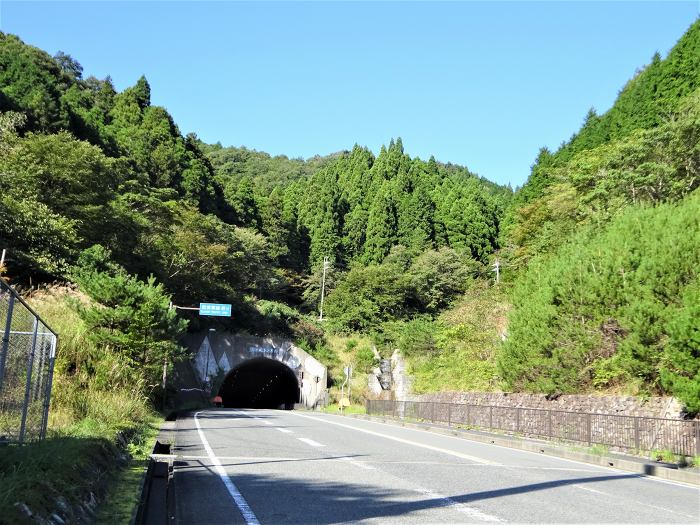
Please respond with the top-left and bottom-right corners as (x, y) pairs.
(355, 345), (378, 373)
(498, 192), (700, 411)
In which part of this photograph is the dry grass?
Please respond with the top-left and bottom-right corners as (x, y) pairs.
(0, 286), (159, 523)
(409, 283), (510, 393)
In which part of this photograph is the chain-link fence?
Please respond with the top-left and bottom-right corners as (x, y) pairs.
(367, 399), (700, 457)
(0, 280), (57, 444)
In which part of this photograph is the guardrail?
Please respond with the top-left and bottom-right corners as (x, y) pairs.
(366, 399), (700, 457)
(0, 280), (57, 444)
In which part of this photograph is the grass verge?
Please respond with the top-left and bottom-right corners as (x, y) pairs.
(95, 415), (163, 524)
(0, 286), (165, 524)
(321, 403), (367, 415)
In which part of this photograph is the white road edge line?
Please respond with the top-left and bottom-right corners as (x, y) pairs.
(194, 411), (261, 525)
(289, 411), (499, 465)
(276, 427), (293, 433)
(297, 437), (326, 447)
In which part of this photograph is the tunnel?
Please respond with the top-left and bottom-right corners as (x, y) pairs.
(218, 357), (300, 409)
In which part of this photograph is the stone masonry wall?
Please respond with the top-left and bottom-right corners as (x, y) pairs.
(410, 391), (686, 420)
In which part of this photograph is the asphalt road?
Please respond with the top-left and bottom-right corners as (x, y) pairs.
(173, 409), (700, 524)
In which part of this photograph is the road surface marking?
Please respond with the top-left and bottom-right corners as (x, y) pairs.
(276, 427), (293, 433)
(297, 437), (326, 447)
(252, 417), (272, 425)
(413, 487), (502, 522)
(194, 411), (261, 525)
(289, 412), (499, 465)
(337, 456), (376, 470)
(574, 485), (606, 495)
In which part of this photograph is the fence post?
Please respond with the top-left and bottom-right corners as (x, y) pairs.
(587, 413), (592, 445)
(40, 338), (56, 440)
(634, 417), (640, 452)
(516, 407), (521, 433)
(431, 402), (435, 423)
(0, 293), (15, 392)
(19, 318), (39, 444)
(696, 421), (700, 457)
(547, 410), (552, 439)
(489, 405), (493, 429)
(448, 403), (452, 426)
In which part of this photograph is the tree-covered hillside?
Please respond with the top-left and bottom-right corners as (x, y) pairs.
(0, 31), (511, 397)
(496, 19), (700, 412)
(2, 18), (699, 415)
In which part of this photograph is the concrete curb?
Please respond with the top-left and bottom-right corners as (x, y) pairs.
(131, 419), (177, 525)
(347, 414), (700, 486)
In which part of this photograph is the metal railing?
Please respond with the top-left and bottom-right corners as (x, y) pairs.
(0, 280), (57, 444)
(366, 399), (700, 457)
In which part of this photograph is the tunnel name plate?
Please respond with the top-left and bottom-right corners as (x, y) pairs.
(248, 345), (300, 369)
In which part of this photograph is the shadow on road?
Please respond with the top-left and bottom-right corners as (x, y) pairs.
(176, 466), (651, 524)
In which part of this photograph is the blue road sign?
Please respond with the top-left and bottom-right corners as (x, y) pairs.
(199, 303), (232, 317)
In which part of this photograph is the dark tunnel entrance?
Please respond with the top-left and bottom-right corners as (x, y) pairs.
(218, 357), (300, 409)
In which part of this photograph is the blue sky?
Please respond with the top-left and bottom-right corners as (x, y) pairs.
(1, 1), (698, 187)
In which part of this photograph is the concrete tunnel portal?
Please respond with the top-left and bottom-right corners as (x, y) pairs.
(218, 357), (300, 409)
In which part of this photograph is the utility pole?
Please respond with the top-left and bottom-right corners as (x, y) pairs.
(318, 256), (330, 321)
(162, 354), (168, 410)
(492, 258), (500, 284)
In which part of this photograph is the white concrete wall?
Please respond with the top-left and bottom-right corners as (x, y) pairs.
(185, 332), (328, 408)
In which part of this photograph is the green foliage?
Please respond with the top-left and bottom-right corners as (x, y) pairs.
(386, 283), (507, 393)
(0, 195), (79, 277)
(512, 19), (700, 210)
(506, 91), (700, 267)
(499, 193), (700, 411)
(324, 253), (411, 332)
(354, 345), (377, 374)
(496, 21), (700, 410)
(71, 246), (187, 400)
(660, 281), (700, 414)
(408, 247), (476, 313)
(325, 246), (478, 332)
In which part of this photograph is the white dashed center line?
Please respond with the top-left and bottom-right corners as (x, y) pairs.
(337, 456), (376, 470)
(276, 427), (293, 433)
(297, 438), (326, 447)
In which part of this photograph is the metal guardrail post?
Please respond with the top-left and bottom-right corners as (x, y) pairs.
(0, 293), (15, 391)
(516, 407), (521, 433)
(19, 318), (39, 444)
(547, 410), (552, 438)
(489, 405), (493, 429)
(634, 417), (640, 451)
(447, 403), (452, 426)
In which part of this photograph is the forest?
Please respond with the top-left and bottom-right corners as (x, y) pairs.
(1, 18), (699, 418)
